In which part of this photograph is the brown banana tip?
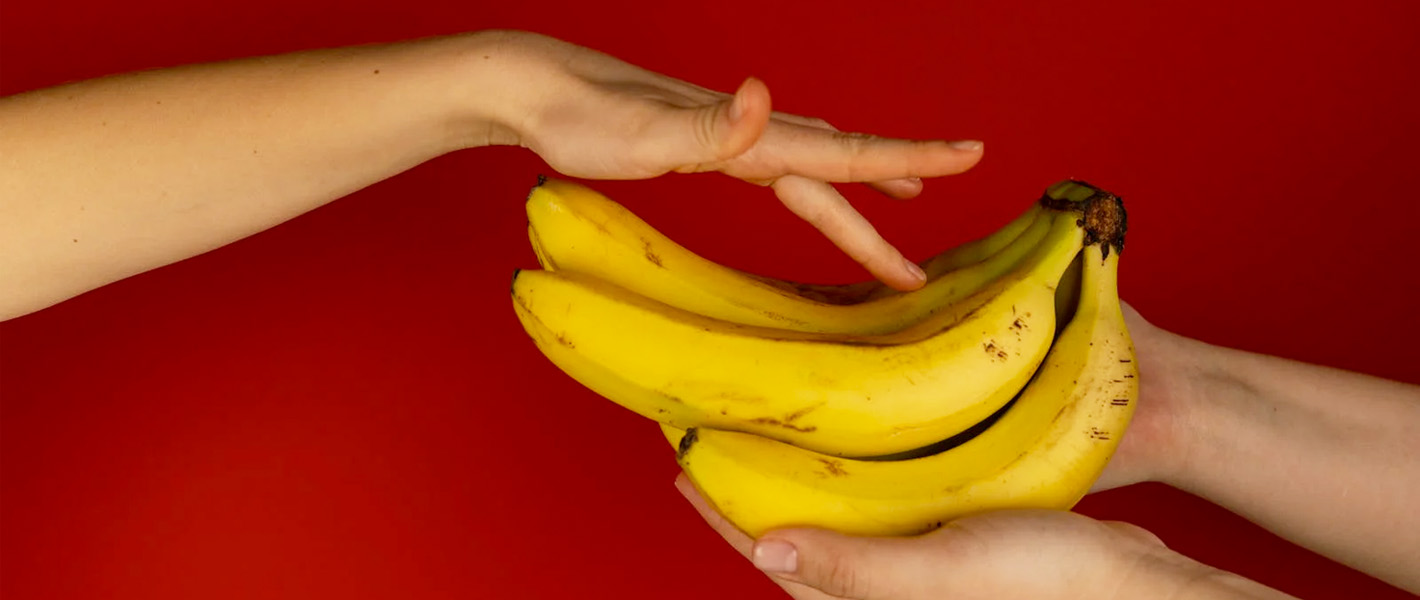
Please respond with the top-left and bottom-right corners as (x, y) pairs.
(510, 268), (522, 294)
(525, 174), (550, 204)
(1039, 179), (1128, 258)
(1082, 190), (1127, 258)
(676, 427), (699, 461)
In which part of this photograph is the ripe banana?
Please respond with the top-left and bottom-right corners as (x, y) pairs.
(526, 177), (1049, 334)
(664, 238), (1137, 537)
(510, 200), (1089, 457)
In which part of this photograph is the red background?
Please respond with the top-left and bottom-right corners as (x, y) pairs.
(3, 1), (1417, 598)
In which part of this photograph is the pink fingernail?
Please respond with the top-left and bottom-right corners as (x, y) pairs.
(904, 258), (927, 282)
(752, 539), (798, 573)
(949, 140), (984, 151)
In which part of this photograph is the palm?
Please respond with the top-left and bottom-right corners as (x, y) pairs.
(677, 473), (1167, 600)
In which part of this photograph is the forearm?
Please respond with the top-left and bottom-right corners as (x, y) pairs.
(1162, 335), (1420, 591)
(0, 32), (515, 320)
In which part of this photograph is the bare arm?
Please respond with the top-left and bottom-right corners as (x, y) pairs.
(674, 306), (1416, 599)
(0, 30), (984, 321)
(1114, 308), (1420, 592)
(0, 35), (493, 319)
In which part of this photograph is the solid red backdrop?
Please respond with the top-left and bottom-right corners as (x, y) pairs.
(2, 1), (1417, 598)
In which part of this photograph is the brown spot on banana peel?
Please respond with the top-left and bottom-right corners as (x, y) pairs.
(815, 458), (848, 477)
(983, 340), (1009, 361)
(511, 292), (547, 331)
(783, 403), (822, 423)
(757, 309), (809, 326)
(642, 238), (664, 267)
(676, 427), (699, 461)
(748, 417), (818, 433)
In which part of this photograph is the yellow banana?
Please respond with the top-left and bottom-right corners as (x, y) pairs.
(510, 201), (1089, 457)
(526, 177), (1048, 334)
(665, 238), (1137, 537)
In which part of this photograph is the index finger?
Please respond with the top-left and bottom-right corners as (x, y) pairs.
(729, 121), (984, 183)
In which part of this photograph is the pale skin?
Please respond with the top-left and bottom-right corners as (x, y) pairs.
(679, 304), (1420, 599)
(0, 30), (980, 321)
(2, 29), (1417, 600)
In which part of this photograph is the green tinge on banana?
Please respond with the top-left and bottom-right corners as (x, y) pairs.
(668, 242), (1138, 538)
(525, 178), (1049, 335)
(510, 207), (1089, 458)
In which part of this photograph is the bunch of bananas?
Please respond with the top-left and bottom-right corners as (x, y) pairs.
(511, 176), (1136, 537)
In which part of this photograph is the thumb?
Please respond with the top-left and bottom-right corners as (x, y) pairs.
(669, 76), (772, 168)
(749, 529), (923, 600)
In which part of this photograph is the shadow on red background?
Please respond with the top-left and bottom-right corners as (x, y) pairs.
(2, 1), (1417, 598)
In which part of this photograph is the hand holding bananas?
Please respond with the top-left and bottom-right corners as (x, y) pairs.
(0, 30), (982, 320)
(516, 178), (1420, 596)
(676, 476), (1301, 600)
(675, 303), (1420, 600)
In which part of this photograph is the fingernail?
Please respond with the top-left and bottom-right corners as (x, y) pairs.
(904, 258), (927, 282)
(949, 140), (984, 151)
(752, 539), (798, 573)
(728, 92), (746, 125)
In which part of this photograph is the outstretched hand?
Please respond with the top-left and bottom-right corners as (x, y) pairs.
(492, 32), (985, 291)
(675, 473), (1183, 600)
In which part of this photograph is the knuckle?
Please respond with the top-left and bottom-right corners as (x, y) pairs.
(830, 131), (879, 180)
(694, 106), (721, 150)
(819, 556), (871, 599)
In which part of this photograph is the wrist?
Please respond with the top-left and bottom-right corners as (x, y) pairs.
(441, 29), (570, 152)
(1121, 547), (1295, 599)
(1109, 307), (1258, 492)
(406, 30), (534, 153)
(1154, 335), (1257, 494)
